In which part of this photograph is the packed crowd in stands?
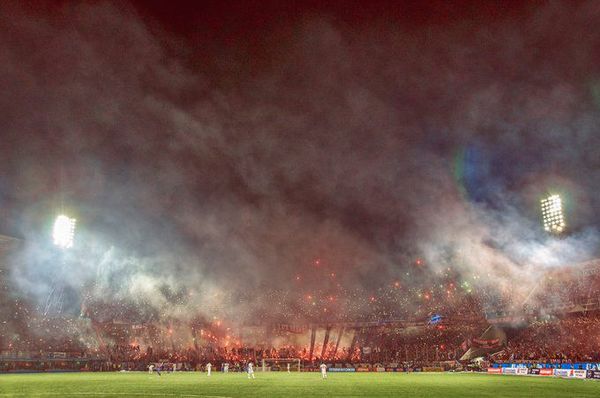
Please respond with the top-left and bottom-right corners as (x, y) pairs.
(2, 259), (600, 372)
(3, 312), (600, 371)
(494, 315), (600, 363)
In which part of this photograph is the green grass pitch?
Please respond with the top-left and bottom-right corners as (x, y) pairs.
(0, 372), (598, 397)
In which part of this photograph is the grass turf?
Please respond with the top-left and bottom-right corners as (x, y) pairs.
(0, 372), (598, 397)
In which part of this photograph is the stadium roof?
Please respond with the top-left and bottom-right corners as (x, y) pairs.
(0, 234), (21, 251)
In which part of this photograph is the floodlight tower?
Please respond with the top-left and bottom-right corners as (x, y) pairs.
(53, 215), (77, 249)
(540, 194), (565, 235)
(44, 215), (77, 315)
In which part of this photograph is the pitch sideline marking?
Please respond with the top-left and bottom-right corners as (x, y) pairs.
(0, 394), (231, 398)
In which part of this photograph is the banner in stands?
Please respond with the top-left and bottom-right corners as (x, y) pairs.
(553, 369), (571, 377)
(487, 316), (526, 325)
(422, 367), (444, 372)
(570, 370), (587, 379)
(471, 338), (501, 349)
(52, 352), (67, 359)
(501, 367), (527, 375)
(489, 366), (590, 379)
(587, 370), (600, 379)
(356, 367), (370, 372)
(328, 368), (355, 372)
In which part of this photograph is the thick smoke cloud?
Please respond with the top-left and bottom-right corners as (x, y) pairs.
(0, 1), (599, 331)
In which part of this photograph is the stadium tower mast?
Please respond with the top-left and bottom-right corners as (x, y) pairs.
(44, 167), (77, 315)
(540, 194), (565, 236)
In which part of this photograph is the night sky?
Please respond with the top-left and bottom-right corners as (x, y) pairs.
(0, 1), (599, 325)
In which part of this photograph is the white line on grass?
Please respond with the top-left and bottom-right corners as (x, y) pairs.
(0, 394), (231, 398)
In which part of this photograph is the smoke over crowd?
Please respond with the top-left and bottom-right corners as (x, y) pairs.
(0, 1), (599, 336)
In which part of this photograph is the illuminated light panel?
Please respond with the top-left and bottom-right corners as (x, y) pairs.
(53, 215), (76, 249)
(540, 194), (565, 234)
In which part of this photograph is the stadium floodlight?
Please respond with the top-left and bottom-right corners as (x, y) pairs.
(540, 194), (565, 234)
(53, 215), (76, 249)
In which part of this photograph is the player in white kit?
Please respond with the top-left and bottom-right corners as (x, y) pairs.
(247, 362), (255, 379)
(223, 363), (229, 373)
(287, 363), (291, 373)
(148, 364), (154, 374)
(320, 363), (328, 379)
(206, 363), (212, 376)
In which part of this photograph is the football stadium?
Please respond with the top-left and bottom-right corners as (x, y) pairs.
(1, 1), (600, 397)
